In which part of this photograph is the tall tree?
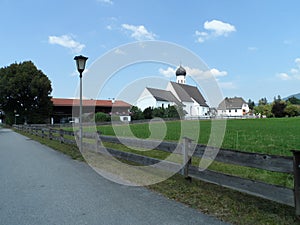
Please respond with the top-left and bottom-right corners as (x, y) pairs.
(130, 106), (144, 120)
(247, 99), (255, 110)
(271, 96), (286, 118)
(258, 97), (268, 106)
(143, 107), (153, 119)
(0, 61), (53, 124)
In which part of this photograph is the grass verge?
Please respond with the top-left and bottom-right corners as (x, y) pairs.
(14, 129), (300, 225)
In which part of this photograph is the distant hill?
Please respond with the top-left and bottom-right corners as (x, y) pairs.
(284, 93), (300, 100)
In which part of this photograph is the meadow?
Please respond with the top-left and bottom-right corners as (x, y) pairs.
(97, 117), (300, 156)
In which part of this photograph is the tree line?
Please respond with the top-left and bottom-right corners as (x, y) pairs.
(248, 96), (300, 118)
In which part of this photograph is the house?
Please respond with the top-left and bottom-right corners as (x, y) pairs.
(217, 97), (249, 117)
(136, 65), (209, 118)
(51, 98), (131, 123)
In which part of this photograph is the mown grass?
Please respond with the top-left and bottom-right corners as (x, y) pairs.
(97, 117), (300, 156)
(14, 127), (300, 225)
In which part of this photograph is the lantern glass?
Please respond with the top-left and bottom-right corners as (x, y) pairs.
(74, 55), (88, 73)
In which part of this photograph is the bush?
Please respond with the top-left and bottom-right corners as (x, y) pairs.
(285, 104), (300, 117)
(95, 112), (111, 122)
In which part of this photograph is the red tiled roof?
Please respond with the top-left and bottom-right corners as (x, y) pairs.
(51, 98), (131, 107)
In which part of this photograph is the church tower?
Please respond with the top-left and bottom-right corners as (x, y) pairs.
(176, 65), (186, 84)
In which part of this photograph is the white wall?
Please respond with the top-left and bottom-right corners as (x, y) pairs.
(136, 89), (157, 111)
(217, 108), (245, 117)
(120, 116), (131, 122)
(184, 100), (209, 117)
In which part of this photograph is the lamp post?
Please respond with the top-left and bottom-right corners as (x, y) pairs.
(74, 55), (88, 153)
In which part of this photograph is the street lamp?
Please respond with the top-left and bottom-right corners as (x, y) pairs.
(74, 55), (88, 153)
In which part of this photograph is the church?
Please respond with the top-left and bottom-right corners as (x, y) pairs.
(136, 66), (210, 118)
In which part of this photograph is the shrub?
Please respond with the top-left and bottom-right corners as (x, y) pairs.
(95, 112), (111, 122)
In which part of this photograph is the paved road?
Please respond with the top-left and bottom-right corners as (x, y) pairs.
(0, 128), (230, 225)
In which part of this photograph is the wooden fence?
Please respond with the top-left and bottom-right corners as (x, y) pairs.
(13, 124), (300, 216)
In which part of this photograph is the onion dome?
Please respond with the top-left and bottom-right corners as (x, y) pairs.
(176, 65), (186, 76)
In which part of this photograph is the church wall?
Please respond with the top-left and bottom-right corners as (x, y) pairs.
(136, 89), (157, 111)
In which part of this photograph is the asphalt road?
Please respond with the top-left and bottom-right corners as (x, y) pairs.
(0, 128), (230, 225)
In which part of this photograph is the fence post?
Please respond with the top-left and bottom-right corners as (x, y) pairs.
(41, 128), (45, 138)
(95, 131), (101, 152)
(182, 137), (192, 180)
(292, 150), (300, 219)
(59, 129), (64, 143)
(48, 128), (53, 140)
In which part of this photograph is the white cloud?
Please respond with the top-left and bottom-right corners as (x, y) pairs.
(210, 68), (228, 77)
(97, 0), (113, 5)
(185, 67), (228, 80)
(48, 35), (85, 53)
(278, 58), (300, 80)
(204, 20), (236, 36)
(159, 66), (234, 90)
(277, 73), (292, 80)
(159, 66), (228, 79)
(159, 67), (176, 78)
(195, 19), (236, 43)
(122, 24), (156, 41)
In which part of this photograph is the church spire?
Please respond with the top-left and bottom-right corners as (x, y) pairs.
(175, 65), (186, 84)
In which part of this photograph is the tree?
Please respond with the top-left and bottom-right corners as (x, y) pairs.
(0, 61), (53, 124)
(258, 97), (268, 106)
(254, 104), (273, 118)
(152, 107), (165, 118)
(165, 105), (184, 119)
(143, 107), (153, 119)
(272, 96), (287, 118)
(95, 112), (111, 122)
(247, 99), (255, 110)
(284, 104), (300, 117)
(130, 106), (144, 120)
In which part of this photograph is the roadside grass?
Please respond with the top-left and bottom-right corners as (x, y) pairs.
(14, 128), (300, 225)
(149, 174), (298, 225)
(103, 142), (294, 188)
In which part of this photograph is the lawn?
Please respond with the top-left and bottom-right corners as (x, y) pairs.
(97, 117), (300, 156)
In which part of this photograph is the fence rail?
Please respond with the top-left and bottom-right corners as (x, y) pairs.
(13, 124), (300, 215)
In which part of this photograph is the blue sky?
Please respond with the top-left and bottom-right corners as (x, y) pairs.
(1, 0), (300, 105)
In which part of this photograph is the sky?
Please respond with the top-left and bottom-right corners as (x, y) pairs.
(1, 0), (300, 106)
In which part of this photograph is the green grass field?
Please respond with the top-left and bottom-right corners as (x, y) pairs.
(97, 117), (300, 156)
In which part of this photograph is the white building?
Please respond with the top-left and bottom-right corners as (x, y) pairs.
(217, 97), (249, 117)
(136, 65), (209, 118)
